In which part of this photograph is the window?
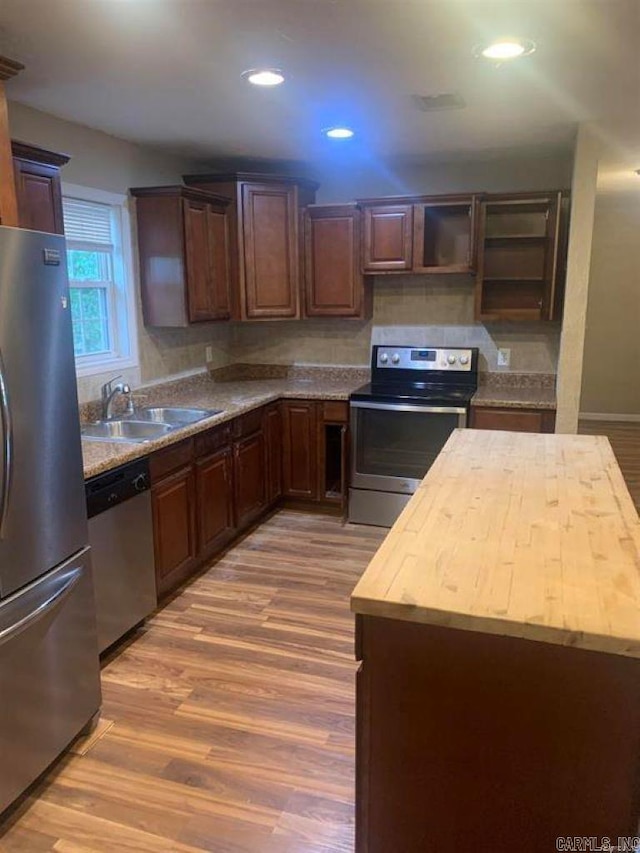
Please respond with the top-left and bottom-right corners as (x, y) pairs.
(62, 185), (138, 376)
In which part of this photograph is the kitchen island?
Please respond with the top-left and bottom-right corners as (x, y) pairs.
(351, 429), (640, 852)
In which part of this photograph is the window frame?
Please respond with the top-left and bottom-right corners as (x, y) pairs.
(62, 183), (139, 378)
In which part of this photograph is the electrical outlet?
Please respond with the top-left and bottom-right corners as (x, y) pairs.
(205, 345), (213, 363)
(497, 348), (511, 368)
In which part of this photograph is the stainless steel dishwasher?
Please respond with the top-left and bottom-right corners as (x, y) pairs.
(85, 458), (157, 653)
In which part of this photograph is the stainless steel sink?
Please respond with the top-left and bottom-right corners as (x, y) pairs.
(81, 420), (174, 443)
(133, 406), (222, 426)
(81, 406), (223, 444)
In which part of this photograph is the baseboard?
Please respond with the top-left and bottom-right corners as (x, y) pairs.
(579, 412), (640, 423)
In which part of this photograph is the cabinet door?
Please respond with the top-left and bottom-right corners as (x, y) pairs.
(195, 447), (234, 556)
(151, 465), (197, 597)
(265, 404), (283, 505)
(184, 198), (215, 322)
(471, 406), (556, 434)
(362, 205), (413, 272)
(282, 401), (319, 500)
(207, 205), (231, 320)
(305, 205), (363, 317)
(13, 158), (64, 235)
(234, 430), (266, 528)
(241, 183), (299, 318)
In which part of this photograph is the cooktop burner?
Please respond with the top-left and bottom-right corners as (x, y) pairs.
(350, 382), (476, 406)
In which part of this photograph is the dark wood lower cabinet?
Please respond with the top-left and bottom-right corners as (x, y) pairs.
(282, 401), (319, 499)
(195, 447), (235, 556)
(471, 405), (556, 433)
(234, 430), (266, 529)
(264, 403), (283, 505)
(151, 465), (197, 597)
(356, 614), (640, 853)
(149, 398), (349, 597)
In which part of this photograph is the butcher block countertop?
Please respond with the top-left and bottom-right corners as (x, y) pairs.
(351, 429), (640, 658)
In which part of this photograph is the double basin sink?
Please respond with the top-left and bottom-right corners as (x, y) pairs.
(82, 406), (223, 444)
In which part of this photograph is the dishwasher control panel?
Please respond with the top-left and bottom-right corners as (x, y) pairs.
(85, 458), (150, 519)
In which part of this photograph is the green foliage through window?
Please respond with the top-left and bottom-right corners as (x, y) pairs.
(69, 287), (110, 356)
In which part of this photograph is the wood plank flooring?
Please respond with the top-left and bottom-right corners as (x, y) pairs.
(579, 420), (640, 511)
(0, 511), (385, 853)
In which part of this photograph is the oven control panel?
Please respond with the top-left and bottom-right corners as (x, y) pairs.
(374, 347), (475, 372)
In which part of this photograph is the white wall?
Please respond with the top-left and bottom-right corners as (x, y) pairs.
(580, 185), (640, 416)
(556, 125), (600, 433)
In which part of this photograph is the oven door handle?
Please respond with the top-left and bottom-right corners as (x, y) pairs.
(349, 401), (468, 415)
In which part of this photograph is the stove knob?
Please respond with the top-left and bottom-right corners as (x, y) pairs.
(379, 353), (389, 364)
(460, 355), (469, 365)
(447, 354), (457, 364)
(391, 353), (400, 365)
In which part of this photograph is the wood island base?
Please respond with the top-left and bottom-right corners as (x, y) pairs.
(355, 614), (640, 853)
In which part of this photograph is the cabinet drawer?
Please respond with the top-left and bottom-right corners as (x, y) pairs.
(194, 422), (232, 458)
(232, 407), (264, 439)
(149, 438), (194, 481)
(471, 406), (556, 434)
(322, 401), (349, 423)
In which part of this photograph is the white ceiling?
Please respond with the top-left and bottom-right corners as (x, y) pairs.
(0, 0), (638, 165)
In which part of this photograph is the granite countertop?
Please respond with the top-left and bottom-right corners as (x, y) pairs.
(82, 376), (360, 479)
(471, 385), (557, 410)
(82, 366), (558, 479)
(351, 429), (640, 658)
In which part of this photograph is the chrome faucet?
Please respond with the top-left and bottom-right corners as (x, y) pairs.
(101, 376), (133, 419)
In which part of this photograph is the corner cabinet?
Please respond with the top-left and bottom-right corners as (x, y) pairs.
(304, 204), (368, 318)
(131, 185), (231, 327)
(475, 191), (565, 321)
(183, 172), (319, 320)
(12, 140), (69, 235)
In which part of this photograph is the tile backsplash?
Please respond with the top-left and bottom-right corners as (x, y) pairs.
(77, 273), (560, 404)
(229, 275), (561, 374)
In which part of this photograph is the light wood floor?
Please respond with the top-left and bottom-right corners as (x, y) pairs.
(0, 511), (385, 853)
(579, 420), (640, 511)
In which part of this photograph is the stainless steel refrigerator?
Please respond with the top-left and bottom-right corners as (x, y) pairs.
(0, 225), (101, 814)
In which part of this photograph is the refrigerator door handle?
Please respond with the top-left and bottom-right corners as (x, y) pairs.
(0, 349), (12, 539)
(0, 567), (82, 647)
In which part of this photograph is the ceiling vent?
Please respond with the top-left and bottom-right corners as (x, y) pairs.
(412, 92), (466, 112)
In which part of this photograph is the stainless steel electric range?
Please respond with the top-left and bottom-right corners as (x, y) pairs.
(349, 345), (479, 527)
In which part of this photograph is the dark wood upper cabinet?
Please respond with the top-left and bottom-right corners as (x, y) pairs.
(282, 401), (319, 500)
(360, 203), (413, 272)
(412, 195), (479, 274)
(304, 204), (367, 318)
(12, 140), (69, 235)
(131, 185), (231, 327)
(475, 191), (565, 322)
(183, 172), (318, 321)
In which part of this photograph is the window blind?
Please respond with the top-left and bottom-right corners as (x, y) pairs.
(62, 198), (113, 246)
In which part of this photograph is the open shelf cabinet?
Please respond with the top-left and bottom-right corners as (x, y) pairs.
(475, 193), (565, 322)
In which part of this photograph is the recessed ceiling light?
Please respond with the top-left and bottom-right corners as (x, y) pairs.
(324, 126), (355, 140)
(242, 68), (285, 87)
(476, 38), (536, 61)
